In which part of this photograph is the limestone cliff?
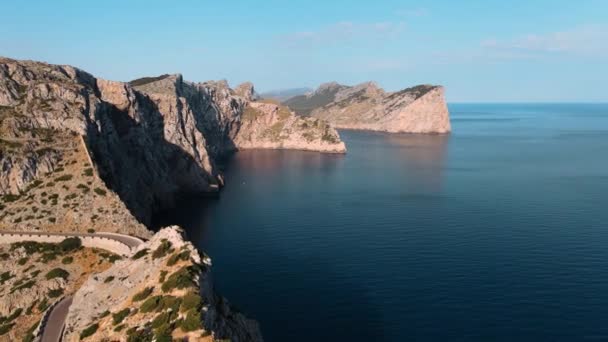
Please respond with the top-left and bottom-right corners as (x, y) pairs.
(132, 76), (346, 154)
(63, 226), (263, 342)
(0, 57), (345, 230)
(284, 82), (451, 133)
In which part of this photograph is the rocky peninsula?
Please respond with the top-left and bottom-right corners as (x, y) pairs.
(283, 82), (451, 134)
(0, 56), (347, 341)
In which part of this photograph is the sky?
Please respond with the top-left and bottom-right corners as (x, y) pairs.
(1, 0), (607, 102)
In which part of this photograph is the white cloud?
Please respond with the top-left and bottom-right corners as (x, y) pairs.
(481, 25), (608, 57)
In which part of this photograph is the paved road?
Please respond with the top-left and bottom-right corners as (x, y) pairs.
(0, 230), (144, 248)
(41, 297), (73, 342)
(0, 231), (144, 341)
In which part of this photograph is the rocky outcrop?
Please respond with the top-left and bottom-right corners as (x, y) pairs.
(233, 101), (346, 153)
(284, 82), (451, 133)
(0, 57), (345, 229)
(64, 226), (263, 342)
(133, 76), (346, 155)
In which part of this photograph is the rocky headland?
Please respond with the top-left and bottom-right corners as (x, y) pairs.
(0, 56), (348, 341)
(283, 81), (451, 133)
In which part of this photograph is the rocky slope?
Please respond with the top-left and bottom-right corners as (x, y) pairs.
(284, 81), (451, 133)
(0, 57), (345, 231)
(63, 226), (262, 342)
(0, 237), (119, 341)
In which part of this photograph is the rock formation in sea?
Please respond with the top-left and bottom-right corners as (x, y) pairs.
(283, 81), (451, 133)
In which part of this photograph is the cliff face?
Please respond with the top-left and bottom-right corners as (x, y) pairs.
(133, 77), (346, 154)
(0, 57), (345, 229)
(284, 82), (451, 133)
(64, 226), (263, 342)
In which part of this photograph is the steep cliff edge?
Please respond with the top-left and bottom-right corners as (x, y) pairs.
(63, 227), (263, 342)
(284, 82), (451, 133)
(0, 57), (345, 230)
(132, 76), (346, 154)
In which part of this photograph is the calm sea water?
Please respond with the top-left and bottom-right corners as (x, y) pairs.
(159, 104), (608, 341)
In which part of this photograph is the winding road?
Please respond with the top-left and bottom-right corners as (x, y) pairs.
(0, 230), (144, 342)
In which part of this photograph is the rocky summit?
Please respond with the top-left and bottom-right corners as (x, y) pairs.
(283, 82), (451, 134)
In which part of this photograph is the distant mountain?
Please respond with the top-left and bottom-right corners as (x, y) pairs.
(283, 81), (451, 134)
(259, 87), (312, 101)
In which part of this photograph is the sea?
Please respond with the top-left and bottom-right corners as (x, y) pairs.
(157, 103), (608, 341)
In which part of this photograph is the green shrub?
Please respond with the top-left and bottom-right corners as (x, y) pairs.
(0, 322), (15, 335)
(179, 309), (201, 332)
(2, 194), (20, 202)
(180, 292), (202, 312)
(18, 257), (29, 265)
(54, 174), (73, 182)
(158, 296), (181, 312)
(99, 310), (110, 318)
(83, 168), (93, 177)
(45, 268), (69, 280)
(25, 300), (37, 315)
(61, 256), (73, 264)
(132, 248), (149, 260)
(108, 254), (122, 263)
(6, 308), (23, 322)
(39, 252), (58, 263)
(161, 266), (198, 292)
(112, 308), (130, 325)
(0, 271), (14, 285)
(93, 187), (106, 196)
(37, 298), (49, 311)
(87, 228), (95, 233)
(77, 184), (91, 193)
(104, 276), (115, 283)
(166, 250), (190, 266)
(113, 324), (125, 332)
(59, 237), (81, 252)
(159, 270), (168, 283)
(80, 323), (99, 339)
(22, 320), (40, 342)
(48, 288), (64, 298)
(64, 193), (78, 200)
(126, 327), (153, 342)
(151, 312), (171, 329)
(132, 287), (154, 302)
(152, 239), (172, 259)
(140, 295), (162, 313)
(11, 280), (35, 293)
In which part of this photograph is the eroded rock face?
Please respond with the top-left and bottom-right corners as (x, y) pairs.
(133, 76), (346, 155)
(284, 82), (451, 133)
(64, 226), (263, 342)
(0, 57), (345, 228)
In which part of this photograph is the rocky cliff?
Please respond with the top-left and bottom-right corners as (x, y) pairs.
(284, 82), (451, 133)
(63, 227), (262, 342)
(0, 57), (345, 231)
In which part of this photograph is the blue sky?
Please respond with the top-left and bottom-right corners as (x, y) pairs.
(1, 0), (606, 102)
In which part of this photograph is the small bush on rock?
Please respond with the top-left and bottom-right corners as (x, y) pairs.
(45, 268), (69, 280)
(80, 323), (99, 339)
